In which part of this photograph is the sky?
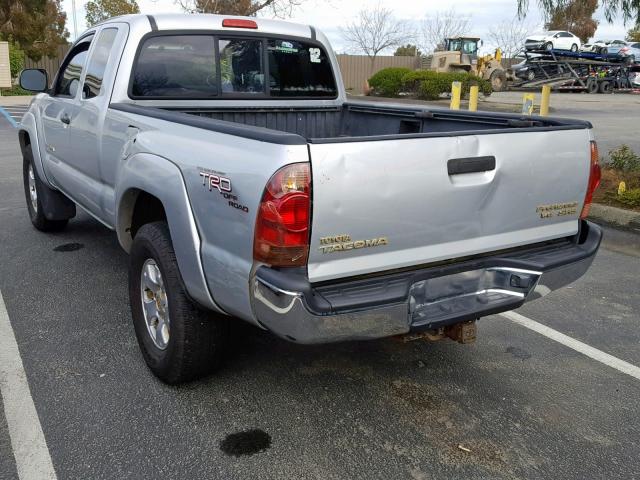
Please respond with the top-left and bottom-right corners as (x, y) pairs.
(61, 0), (632, 53)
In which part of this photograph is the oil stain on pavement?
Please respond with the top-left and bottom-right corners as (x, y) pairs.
(53, 242), (84, 252)
(220, 429), (272, 456)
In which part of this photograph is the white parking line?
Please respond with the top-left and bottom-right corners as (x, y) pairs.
(502, 310), (640, 381)
(0, 289), (57, 480)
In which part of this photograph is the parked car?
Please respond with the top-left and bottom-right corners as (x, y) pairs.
(17, 14), (602, 384)
(581, 39), (626, 54)
(607, 42), (640, 64)
(525, 31), (581, 52)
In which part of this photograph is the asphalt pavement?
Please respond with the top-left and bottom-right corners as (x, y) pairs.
(1, 106), (640, 480)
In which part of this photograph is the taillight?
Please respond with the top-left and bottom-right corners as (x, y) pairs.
(222, 19), (258, 29)
(580, 141), (601, 219)
(254, 163), (311, 267)
(620, 47), (630, 53)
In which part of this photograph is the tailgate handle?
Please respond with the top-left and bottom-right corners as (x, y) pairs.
(447, 156), (496, 175)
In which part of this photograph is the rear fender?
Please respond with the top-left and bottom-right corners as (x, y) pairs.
(116, 152), (225, 314)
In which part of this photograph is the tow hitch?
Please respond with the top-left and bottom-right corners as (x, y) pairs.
(396, 320), (477, 344)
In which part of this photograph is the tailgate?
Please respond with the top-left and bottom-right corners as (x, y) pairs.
(307, 129), (591, 282)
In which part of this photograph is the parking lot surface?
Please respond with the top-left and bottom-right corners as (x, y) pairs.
(1, 106), (640, 479)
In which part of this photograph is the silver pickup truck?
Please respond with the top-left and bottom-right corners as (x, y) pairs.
(18, 14), (602, 384)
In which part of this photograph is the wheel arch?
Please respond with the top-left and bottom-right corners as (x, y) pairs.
(116, 153), (225, 314)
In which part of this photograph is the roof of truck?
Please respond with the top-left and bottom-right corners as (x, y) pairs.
(96, 13), (316, 40)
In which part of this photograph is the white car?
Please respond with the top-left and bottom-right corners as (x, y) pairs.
(525, 31), (581, 52)
(581, 39), (626, 54)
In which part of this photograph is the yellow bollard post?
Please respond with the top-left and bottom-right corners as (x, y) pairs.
(469, 85), (479, 112)
(450, 81), (462, 110)
(540, 85), (551, 116)
(522, 93), (535, 115)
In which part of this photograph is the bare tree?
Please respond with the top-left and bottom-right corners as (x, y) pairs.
(420, 8), (471, 53)
(340, 4), (415, 73)
(176, 0), (304, 18)
(487, 18), (537, 60)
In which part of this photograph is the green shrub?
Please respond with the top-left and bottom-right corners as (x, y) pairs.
(368, 67), (413, 97)
(0, 85), (31, 96)
(401, 70), (492, 100)
(8, 43), (25, 79)
(609, 145), (640, 173)
(618, 188), (640, 207)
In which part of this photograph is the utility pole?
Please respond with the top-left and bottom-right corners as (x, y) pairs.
(71, 0), (78, 40)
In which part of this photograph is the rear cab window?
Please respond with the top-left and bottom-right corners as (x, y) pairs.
(130, 33), (337, 99)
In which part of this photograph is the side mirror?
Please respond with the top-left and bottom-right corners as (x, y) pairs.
(19, 69), (48, 92)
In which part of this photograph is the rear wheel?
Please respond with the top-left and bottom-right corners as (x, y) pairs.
(23, 150), (68, 232)
(570, 43), (578, 52)
(586, 78), (599, 94)
(625, 55), (635, 66)
(129, 221), (230, 384)
(490, 70), (507, 92)
(598, 81), (613, 94)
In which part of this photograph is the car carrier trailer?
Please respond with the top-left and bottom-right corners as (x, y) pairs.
(509, 48), (635, 93)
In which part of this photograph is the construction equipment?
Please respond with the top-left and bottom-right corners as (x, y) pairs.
(431, 37), (508, 91)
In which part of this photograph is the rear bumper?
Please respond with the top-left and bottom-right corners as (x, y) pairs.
(250, 221), (602, 344)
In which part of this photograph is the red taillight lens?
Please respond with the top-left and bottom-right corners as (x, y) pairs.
(222, 19), (258, 29)
(580, 141), (601, 219)
(254, 163), (311, 266)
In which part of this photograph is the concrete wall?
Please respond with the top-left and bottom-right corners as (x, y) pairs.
(0, 42), (11, 88)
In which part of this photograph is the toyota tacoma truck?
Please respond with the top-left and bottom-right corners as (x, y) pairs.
(18, 14), (602, 384)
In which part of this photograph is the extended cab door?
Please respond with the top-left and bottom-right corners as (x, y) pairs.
(70, 25), (127, 223)
(40, 34), (96, 211)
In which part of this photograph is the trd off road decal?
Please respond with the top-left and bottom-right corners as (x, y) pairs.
(199, 169), (249, 213)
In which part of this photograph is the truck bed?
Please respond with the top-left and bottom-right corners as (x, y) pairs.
(111, 102), (591, 143)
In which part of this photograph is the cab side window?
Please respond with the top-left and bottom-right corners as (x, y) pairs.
(54, 37), (93, 98)
(83, 28), (118, 99)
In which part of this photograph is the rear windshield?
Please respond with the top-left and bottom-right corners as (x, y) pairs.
(131, 34), (337, 99)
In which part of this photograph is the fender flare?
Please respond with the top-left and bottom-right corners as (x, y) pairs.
(18, 112), (55, 188)
(116, 152), (226, 315)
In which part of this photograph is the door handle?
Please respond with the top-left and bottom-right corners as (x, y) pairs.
(60, 113), (71, 125)
(447, 156), (496, 175)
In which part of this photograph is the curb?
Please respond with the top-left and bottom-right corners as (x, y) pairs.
(589, 203), (640, 232)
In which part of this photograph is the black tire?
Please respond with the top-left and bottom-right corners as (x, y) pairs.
(598, 81), (613, 94)
(545, 42), (553, 51)
(23, 150), (68, 232)
(625, 55), (635, 66)
(586, 78), (599, 94)
(490, 70), (507, 92)
(129, 221), (230, 384)
(570, 44), (578, 52)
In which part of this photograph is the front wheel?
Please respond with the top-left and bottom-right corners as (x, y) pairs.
(129, 221), (230, 384)
(490, 70), (507, 92)
(545, 42), (554, 51)
(23, 151), (68, 232)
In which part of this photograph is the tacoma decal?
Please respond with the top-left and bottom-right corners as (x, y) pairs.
(318, 234), (388, 254)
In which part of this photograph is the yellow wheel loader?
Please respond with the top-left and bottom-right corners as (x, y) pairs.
(431, 37), (508, 92)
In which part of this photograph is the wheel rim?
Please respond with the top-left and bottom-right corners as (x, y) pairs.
(140, 259), (170, 350)
(571, 44), (578, 52)
(28, 164), (38, 213)
(546, 43), (553, 51)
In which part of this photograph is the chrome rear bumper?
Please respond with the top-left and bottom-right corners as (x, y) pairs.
(250, 221), (601, 344)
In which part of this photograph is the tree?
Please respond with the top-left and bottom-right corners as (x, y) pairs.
(420, 8), (470, 53)
(517, 0), (640, 25)
(545, 0), (598, 43)
(487, 18), (536, 59)
(628, 24), (640, 40)
(176, 0), (303, 17)
(85, 0), (140, 26)
(340, 4), (414, 72)
(0, 0), (68, 60)
(394, 44), (421, 56)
